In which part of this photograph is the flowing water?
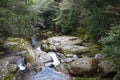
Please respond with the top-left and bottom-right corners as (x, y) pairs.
(31, 67), (67, 80)
(18, 37), (68, 80)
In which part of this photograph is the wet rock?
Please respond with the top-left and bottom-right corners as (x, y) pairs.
(63, 54), (78, 63)
(56, 52), (66, 62)
(2, 37), (38, 64)
(94, 54), (105, 62)
(64, 58), (73, 63)
(26, 63), (42, 72)
(41, 36), (89, 54)
(66, 54), (74, 57)
(36, 51), (52, 66)
(72, 54), (78, 60)
(17, 69), (36, 80)
(26, 63), (33, 70)
(3, 56), (21, 63)
(55, 63), (69, 74)
(68, 56), (98, 76)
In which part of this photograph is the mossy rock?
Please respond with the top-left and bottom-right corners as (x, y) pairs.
(25, 50), (36, 63)
(3, 37), (32, 52)
(4, 73), (17, 80)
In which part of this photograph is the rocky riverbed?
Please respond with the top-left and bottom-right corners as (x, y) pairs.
(0, 36), (118, 80)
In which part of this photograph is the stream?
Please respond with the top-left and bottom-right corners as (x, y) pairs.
(31, 67), (67, 80)
(17, 37), (68, 80)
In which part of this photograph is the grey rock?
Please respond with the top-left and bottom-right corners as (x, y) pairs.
(64, 58), (73, 63)
(55, 63), (69, 74)
(68, 56), (98, 75)
(72, 54), (78, 60)
(94, 54), (105, 62)
(41, 36), (89, 54)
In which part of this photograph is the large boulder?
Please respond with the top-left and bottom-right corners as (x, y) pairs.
(3, 38), (32, 52)
(68, 56), (98, 76)
(41, 36), (89, 54)
(35, 51), (52, 66)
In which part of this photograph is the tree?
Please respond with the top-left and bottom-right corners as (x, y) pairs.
(0, 0), (39, 38)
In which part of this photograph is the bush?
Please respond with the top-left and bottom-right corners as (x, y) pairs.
(99, 25), (120, 70)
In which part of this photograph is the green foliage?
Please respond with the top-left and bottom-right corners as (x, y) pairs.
(60, 0), (81, 34)
(61, 9), (75, 34)
(0, 0), (39, 38)
(71, 0), (120, 43)
(99, 25), (120, 70)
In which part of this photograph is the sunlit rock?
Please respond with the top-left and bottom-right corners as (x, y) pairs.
(36, 51), (52, 65)
(3, 37), (32, 52)
(41, 36), (89, 54)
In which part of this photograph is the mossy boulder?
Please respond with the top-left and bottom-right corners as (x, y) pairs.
(3, 37), (37, 64)
(3, 37), (32, 52)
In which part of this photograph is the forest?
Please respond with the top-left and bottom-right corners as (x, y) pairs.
(0, 0), (120, 80)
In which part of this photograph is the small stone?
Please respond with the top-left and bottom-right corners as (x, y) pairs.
(64, 58), (73, 63)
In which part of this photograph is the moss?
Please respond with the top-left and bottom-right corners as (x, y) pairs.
(4, 73), (17, 80)
(74, 77), (95, 80)
(25, 51), (36, 63)
(4, 37), (32, 52)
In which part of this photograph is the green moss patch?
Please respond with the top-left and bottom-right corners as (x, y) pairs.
(4, 73), (17, 80)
